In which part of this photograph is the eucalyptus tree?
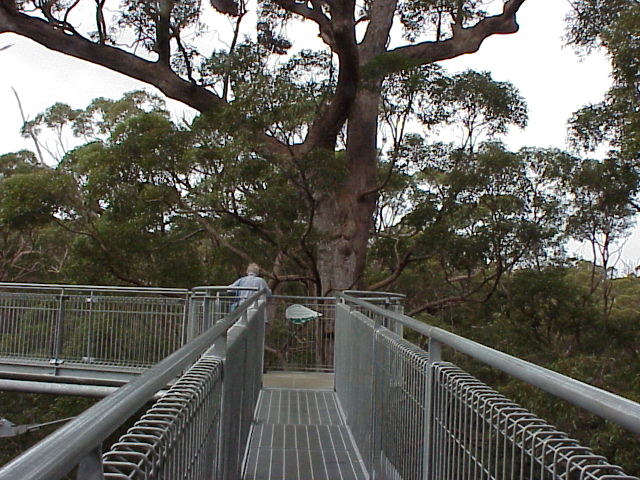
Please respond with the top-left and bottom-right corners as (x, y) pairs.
(368, 68), (549, 311)
(565, 0), (640, 323)
(48, 93), (212, 286)
(26, 90), (323, 288)
(0, 151), (72, 281)
(567, 0), (640, 207)
(0, 0), (528, 294)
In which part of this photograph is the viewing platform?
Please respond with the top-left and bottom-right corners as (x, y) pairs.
(0, 283), (637, 480)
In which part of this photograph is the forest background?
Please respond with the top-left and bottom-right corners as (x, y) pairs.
(0, 0), (639, 474)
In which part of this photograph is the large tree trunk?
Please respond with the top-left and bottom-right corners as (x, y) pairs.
(313, 88), (380, 295)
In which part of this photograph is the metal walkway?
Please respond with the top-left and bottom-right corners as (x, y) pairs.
(0, 284), (639, 480)
(243, 388), (367, 480)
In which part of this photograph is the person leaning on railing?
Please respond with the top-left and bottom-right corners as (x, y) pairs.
(229, 263), (272, 310)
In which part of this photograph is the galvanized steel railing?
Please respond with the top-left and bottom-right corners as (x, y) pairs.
(187, 286), (258, 341)
(0, 290), (267, 480)
(265, 295), (337, 371)
(0, 283), (191, 368)
(264, 292), (405, 372)
(0, 283), (404, 377)
(335, 294), (640, 480)
(103, 356), (224, 479)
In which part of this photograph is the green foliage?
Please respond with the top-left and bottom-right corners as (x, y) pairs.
(0, 392), (96, 467)
(424, 264), (640, 475)
(397, 0), (490, 42)
(0, 169), (73, 229)
(567, 1), (640, 207)
(432, 70), (528, 150)
(372, 140), (566, 288)
(201, 44), (336, 142)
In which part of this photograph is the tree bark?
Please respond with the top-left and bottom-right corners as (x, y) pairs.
(313, 87), (380, 295)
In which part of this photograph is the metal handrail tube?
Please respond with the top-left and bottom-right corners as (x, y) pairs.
(270, 294), (336, 301)
(192, 286), (257, 292)
(0, 282), (189, 295)
(344, 289), (406, 299)
(340, 293), (640, 435)
(0, 291), (265, 480)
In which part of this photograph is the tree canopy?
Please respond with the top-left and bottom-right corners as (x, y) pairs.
(0, 0), (529, 293)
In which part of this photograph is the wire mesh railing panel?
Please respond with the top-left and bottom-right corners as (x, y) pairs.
(186, 293), (237, 340)
(0, 293), (60, 359)
(335, 304), (377, 471)
(61, 295), (187, 367)
(373, 328), (430, 480)
(102, 356), (223, 479)
(0, 288), (189, 368)
(0, 289), (269, 480)
(265, 296), (336, 372)
(337, 295), (639, 480)
(430, 363), (636, 480)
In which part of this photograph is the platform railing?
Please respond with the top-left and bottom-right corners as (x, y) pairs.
(265, 291), (406, 372)
(0, 283), (191, 368)
(187, 286), (259, 341)
(335, 294), (640, 480)
(0, 291), (267, 480)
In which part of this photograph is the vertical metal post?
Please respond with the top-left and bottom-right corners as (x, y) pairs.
(85, 292), (94, 362)
(261, 300), (268, 379)
(204, 314), (242, 480)
(181, 292), (190, 345)
(203, 290), (212, 331)
(371, 312), (383, 478)
(226, 310), (249, 480)
(391, 299), (404, 338)
(214, 291), (222, 324)
(52, 290), (66, 366)
(185, 292), (198, 343)
(76, 446), (104, 480)
(423, 337), (442, 480)
(204, 329), (228, 480)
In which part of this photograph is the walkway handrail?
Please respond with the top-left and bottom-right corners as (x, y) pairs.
(344, 289), (406, 299)
(191, 285), (258, 294)
(340, 293), (640, 435)
(0, 282), (190, 295)
(0, 290), (266, 480)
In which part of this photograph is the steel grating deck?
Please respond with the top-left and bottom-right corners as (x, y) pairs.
(243, 389), (368, 480)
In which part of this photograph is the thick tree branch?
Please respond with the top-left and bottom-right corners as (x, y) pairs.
(0, 8), (292, 157)
(0, 10), (220, 108)
(156, 0), (173, 66)
(95, 0), (107, 44)
(272, 0), (334, 46)
(302, 0), (359, 151)
(376, 0), (527, 77)
(360, 0), (398, 63)
(367, 249), (413, 291)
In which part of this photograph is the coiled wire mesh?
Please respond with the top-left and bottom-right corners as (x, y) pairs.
(430, 363), (637, 480)
(335, 301), (639, 480)
(102, 356), (223, 479)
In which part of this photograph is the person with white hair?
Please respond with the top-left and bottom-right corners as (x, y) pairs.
(229, 263), (272, 309)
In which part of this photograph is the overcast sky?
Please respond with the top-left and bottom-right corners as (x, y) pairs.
(0, 0), (636, 270)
